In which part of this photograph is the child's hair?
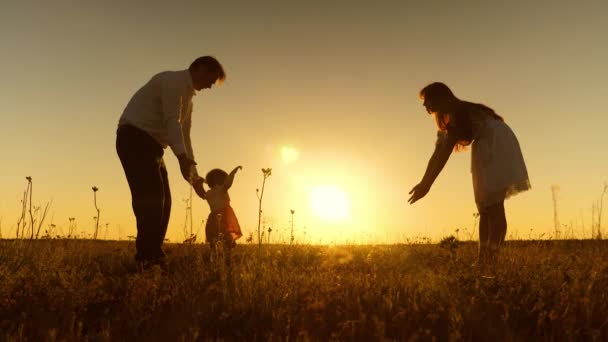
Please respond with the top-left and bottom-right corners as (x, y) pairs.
(205, 169), (228, 187)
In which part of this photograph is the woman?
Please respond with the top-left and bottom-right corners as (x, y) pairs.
(408, 82), (530, 265)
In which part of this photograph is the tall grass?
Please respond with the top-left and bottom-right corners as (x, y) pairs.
(0, 239), (607, 340)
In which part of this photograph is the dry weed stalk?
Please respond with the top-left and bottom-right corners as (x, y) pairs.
(92, 186), (100, 239)
(256, 168), (272, 247)
(15, 177), (50, 239)
(290, 209), (295, 245)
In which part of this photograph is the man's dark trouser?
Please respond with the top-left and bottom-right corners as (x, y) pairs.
(116, 124), (171, 263)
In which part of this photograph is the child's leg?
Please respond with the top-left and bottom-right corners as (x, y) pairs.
(220, 233), (235, 268)
(208, 233), (233, 267)
(205, 213), (220, 244)
(205, 220), (227, 267)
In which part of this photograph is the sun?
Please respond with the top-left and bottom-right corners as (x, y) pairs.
(309, 185), (351, 221)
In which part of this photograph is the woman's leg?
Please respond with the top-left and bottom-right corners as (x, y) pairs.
(478, 208), (490, 264)
(487, 201), (507, 261)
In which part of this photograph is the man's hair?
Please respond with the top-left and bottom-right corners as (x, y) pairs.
(189, 56), (226, 83)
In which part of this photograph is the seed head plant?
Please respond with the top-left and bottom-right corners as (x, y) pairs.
(68, 217), (76, 238)
(15, 177), (50, 240)
(290, 209), (295, 245)
(267, 226), (273, 244)
(256, 168), (272, 247)
(182, 196), (195, 244)
(92, 186), (100, 239)
(439, 235), (459, 258)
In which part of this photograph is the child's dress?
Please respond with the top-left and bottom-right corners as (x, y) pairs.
(439, 105), (531, 211)
(204, 186), (242, 244)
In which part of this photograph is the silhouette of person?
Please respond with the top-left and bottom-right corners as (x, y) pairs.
(201, 166), (243, 249)
(408, 82), (530, 267)
(116, 56), (225, 270)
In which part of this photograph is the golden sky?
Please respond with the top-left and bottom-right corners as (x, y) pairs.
(1, 1), (607, 243)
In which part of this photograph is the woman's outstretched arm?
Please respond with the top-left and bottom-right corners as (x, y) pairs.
(408, 134), (457, 204)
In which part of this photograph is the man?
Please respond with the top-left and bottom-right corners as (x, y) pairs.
(116, 56), (225, 269)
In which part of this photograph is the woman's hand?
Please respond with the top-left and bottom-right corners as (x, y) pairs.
(408, 182), (430, 204)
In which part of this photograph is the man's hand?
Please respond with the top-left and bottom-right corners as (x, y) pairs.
(177, 154), (198, 183)
(408, 182), (431, 205)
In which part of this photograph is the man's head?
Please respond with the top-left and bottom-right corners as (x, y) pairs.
(189, 56), (226, 91)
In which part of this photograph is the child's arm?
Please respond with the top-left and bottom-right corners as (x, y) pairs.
(224, 165), (243, 190)
(193, 176), (207, 199)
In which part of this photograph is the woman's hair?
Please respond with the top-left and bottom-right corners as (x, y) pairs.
(205, 169), (228, 187)
(419, 82), (503, 152)
(419, 82), (459, 137)
(189, 56), (226, 83)
(419, 82), (455, 104)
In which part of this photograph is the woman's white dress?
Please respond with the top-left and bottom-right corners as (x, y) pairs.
(470, 113), (531, 211)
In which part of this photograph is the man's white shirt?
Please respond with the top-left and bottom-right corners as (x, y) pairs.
(119, 70), (196, 160)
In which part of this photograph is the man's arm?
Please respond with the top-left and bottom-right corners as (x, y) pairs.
(161, 82), (197, 182)
(162, 83), (188, 157)
(182, 103), (195, 161)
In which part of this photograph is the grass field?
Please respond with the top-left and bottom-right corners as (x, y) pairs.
(1, 239), (607, 341)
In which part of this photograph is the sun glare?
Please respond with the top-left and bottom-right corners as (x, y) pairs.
(310, 185), (351, 221)
(281, 146), (299, 164)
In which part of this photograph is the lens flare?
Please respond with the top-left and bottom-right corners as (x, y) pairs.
(281, 146), (299, 164)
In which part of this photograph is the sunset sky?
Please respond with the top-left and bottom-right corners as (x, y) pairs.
(1, 1), (607, 243)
